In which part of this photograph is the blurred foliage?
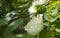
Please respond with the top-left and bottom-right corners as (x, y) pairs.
(0, 0), (60, 38)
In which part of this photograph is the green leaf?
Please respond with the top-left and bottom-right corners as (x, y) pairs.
(0, 4), (2, 7)
(44, 22), (49, 26)
(0, 18), (8, 26)
(0, 35), (3, 38)
(3, 32), (15, 38)
(18, 0), (20, 2)
(55, 19), (60, 29)
(15, 34), (36, 38)
(50, 17), (57, 22)
(51, 9), (58, 16)
(6, 18), (24, 32)
(57, 14), (60, 19)
(39, 28), (54, 38)
(55, 28), (60, 33)
(44, 13), (48, 21)
(36, 5), (46, 14)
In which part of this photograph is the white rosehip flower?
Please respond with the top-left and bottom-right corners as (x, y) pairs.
(33, 0), (49, 5)
(25, 14), (44, 35)
(28, 0), (49, 14)
(28, 5), (37, 14)
(39, 0), (44, 4)
(33, 0), (43, 5)
(32, 1), (40, 5)
(39, 0), (48, 4)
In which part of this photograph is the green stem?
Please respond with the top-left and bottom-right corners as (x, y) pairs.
(48, 1), (52, 29)
(37, 33), (39, 38)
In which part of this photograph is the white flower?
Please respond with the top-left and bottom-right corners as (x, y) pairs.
(28, 5), (37, 14)
(6, 13), (11, 17)
(28, 0), (49, 14)
(11, 11), (18, 15)
(39, 0), (44, 4)
(25, 14), (44, 35)
(33, 0), (43, 5)
(6, 11), (18, 17)
(5, 17), (11, 21)
(33, 0), (49, 5)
